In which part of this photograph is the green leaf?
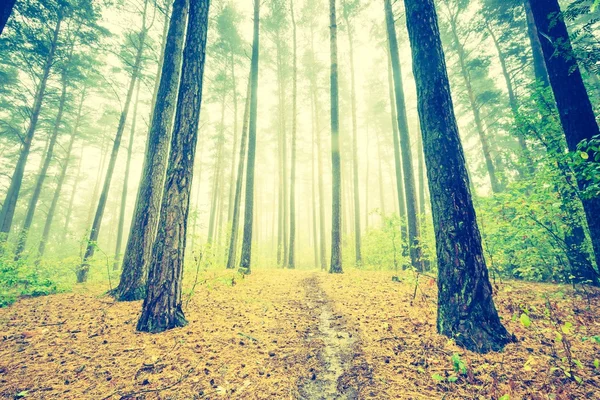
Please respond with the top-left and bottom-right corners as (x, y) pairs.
(447, 375), (458, 383)
(580, 151), (589, 160)
(499, 395), (510, 400)
(594, 359), (599, 369)
(15, 392), (28, 398)
(561, 322), (573, 335)
(431, 373), (444, 382)
(519, 313), (531, 328)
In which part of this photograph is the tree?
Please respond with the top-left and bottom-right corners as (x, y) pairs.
(287, 0), (298, 269)
(529, 0), (600, 282)
(239, 0), (260, 274)
(137, 0), (210, 333)
(113, 79), (141, 270)
(402, 0), (515, 352)
(113, 0), (188, 301)
(329, 0), (342, 274)
(77, 0), (150, 283)
(341, 0), (362, 266)
(384, 0), (423, 271)
(0, 4), (64, 238)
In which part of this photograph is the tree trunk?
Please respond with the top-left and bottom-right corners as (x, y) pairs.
(239, 0), (260, 274)
(14, 72), (69, 259)
(77, 0), (149, 283)
(0, 0), (16, 35)
(529, 0), (600, 283)
(113, 0), (188, 301)
(343, 8), (362, 266)
(417, 128), (426, 216)
(63, 146), (84, 240)
(403, 0), (515, 353)
(226, 74), (251, 270)
(137, 0), (210, 333)
(227, 50), (239, 225)
(288, 0), (297, 269)
(523, 0), (550, 88)
(311, 96), (319, 268)
(329, 0), (342, 274)
(0, 10), (63, 237)
(38, 88), (86, 260)
(113, 80), (141, 270)
(384, 0), (423, 271)
(445, 9), (502, 194)
(207, 96), (226, 246)
(309, 24), (327, 271)
(376, 128), (386, 225)
(385, 42), (407, 241)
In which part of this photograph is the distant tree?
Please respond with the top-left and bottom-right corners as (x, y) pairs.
(113, 0), (188, 301)
(402, 0), (515, 352)
(137, 0), (210, 333)
(239, 0), (260, 274)
(329, 0), (342, 274)
(529, 0), (600, 283)
(77, 0), (150, 283)
(384, 0), (423, 271)
(288, 0), (298, 269)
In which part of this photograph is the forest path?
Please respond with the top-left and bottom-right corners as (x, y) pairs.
(298, 274), (365, 400)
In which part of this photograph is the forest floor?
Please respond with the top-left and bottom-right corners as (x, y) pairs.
(0, 269), (599, 399)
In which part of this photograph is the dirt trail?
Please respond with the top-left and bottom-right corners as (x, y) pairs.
(298, 275), (361, 400)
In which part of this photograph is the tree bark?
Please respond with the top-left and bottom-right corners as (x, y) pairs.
(0, 10), (63, 237)
(38, 88), (86, 260)
(137, 0), (210, 333)
(239, 0), (260, 274)
(14, 71), (69, 259)
(77, 0), (149, 283)
(529, 0), (600, 283)
(444, 7), (502, 193)
(329, 0), (342, 274)
(402, 0), (515, 353)
(63, 146), (84, 240)
(113, 80), (141, 270)
(288, 0), (297, 269)
(113, 0), (188, 301)
(523, 0), (550, 88)
(384, 0), (423, 271)
(226, 74), (251, 270)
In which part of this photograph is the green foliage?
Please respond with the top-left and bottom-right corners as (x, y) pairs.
(451, 353), (468, 375)
(0, 253), (63, 307)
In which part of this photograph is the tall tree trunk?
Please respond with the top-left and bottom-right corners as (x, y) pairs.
(310, 24), (327, 271)
(529, 0), (600, 283)
(113, 0), (188, 301)
(113, 80), (141, 270)
(86, 137), (109, 228)
(288, 0), (297, 269)
(385, 43), (407, 241)
(402, 0), (514, 353)
(417, 128), (426, 216)
(376, 128), (386, 225)
(485, 21), (533, 174)
(329, 0), (342, 274)
(445, 9), (501, 193)
(137, 0), (210, 332)
(0, 10), (63, 237)
(77, 0), (149, 283)
(385, 0), (423, 271)
(14, 72), (69, 259)
(227, 51), (239, 225)
(149, 0), (172, 120)
(523, 0), (550, 88)
(342, 7), (361, 266)
(226, 74), (251, 270)
(0, 0), (16, 35)
(63, 146), (84, 240)
(38, 88), (86, 261)
(207, 96), (226, 245)
(365, 124), (370, 230)
(311, 96), (319, 268)
(239, 0), (260, 274)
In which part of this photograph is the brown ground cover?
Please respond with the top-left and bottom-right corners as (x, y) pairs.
(0, 269), (599, 399)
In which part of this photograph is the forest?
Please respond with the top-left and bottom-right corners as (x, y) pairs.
(0, 0), (599, 398)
